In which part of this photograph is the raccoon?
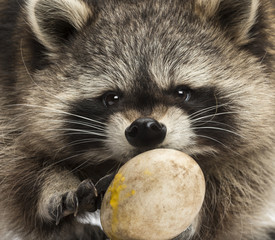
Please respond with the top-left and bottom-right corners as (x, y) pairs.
(0, 0), (274, 239)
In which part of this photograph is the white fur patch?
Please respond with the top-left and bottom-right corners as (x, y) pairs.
(238, 0), (260, 44)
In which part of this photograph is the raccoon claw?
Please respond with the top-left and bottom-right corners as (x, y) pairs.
(95, 172), (116, 209)
(49, 179), (98, 225)
(53, 191), (79, 225)
(55, 203), (63, 225)
(75, 179), (98, 212)
(95, 172), (116, 195)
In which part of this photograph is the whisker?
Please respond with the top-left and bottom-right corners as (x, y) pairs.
(46, 152), (89, 171)
(189, 106), (218, 119)
(5, 124), (107, 139)
(192, 120), (242, 136)
(30, 128), (107, 137)
(192, 126), (244, 138)
(107, 162), (122, 175)
(4, 120), (106, 138)
(192, 120), (236, 129)
(83, 150), (115, 166)
(46, 119), (106, 131)
(190, 111), (238, 123)
(54, 138), (105, 157)
(69, 159), (93, 174)
(196, 134), (229, 149)
(6, 103), (107, 127)
(189, 102), (230, 119)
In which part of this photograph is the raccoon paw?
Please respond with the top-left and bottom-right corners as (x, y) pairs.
(49, 173), (115, 225)
(49, 179), (98, 225)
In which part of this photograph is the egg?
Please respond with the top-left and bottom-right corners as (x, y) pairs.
(100, 149), (205, 240)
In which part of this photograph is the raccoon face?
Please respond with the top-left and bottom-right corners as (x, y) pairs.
(23, 0), (274, 167)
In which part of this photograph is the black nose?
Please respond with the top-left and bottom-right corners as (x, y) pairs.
(125, 118), (167, 148)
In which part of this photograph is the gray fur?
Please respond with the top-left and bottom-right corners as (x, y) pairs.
(0, 0), (274, 239)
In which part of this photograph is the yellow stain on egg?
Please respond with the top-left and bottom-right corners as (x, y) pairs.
(109, 173), (126, 211)
(108, 173), (136, 236)
(144, 169), (152, 176)
(125, 189), (136, 198)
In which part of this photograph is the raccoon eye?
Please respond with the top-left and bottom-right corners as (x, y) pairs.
(176, 86), (191, 101)
(102, 92), (120, 107)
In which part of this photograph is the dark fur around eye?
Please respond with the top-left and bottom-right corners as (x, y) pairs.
(181, 87), (240, 151)
(65, 99), (111, 151)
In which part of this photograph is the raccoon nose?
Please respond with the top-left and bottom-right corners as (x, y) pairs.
(125, 118), (167, 148)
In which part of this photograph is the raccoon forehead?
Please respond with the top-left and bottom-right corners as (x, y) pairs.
(77, 58), (230, 97)
(78, 64), (168, 96)
(74, 35), (231, 93)
(68, 15), (266, 97)
(70, 34), (264, 101)
(76, 55), (226, 94)
(77, 74), (132, 96)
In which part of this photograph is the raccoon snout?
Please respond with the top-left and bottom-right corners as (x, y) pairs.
(125, 118), (167, 148)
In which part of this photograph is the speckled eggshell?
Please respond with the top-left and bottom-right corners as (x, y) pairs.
(100, 148), (205, 240)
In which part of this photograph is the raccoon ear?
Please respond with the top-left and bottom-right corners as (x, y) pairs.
(195, 0), (261, 45)
(217, 0), (260, 45)
(27, 0), (93, 51)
